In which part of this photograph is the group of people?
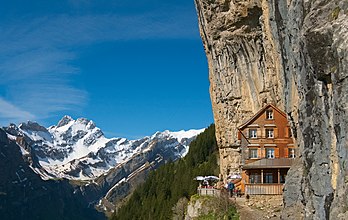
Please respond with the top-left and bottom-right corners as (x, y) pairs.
(199, 179), (218, 188)
(201, 179), (210, 188)
(226, 181), (242, 197)
(198, 178), (242, 197)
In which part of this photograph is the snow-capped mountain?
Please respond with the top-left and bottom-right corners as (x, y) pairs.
(6, 116), (204, 181)
(0, 128), (105, 220)
(3, 116), (204, 215)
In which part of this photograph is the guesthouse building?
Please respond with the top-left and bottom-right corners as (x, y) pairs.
(238, 104), (297, 195)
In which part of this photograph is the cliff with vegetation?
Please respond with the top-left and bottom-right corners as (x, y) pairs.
(194, 0), (348, 219)
(112, 125), (219, 219)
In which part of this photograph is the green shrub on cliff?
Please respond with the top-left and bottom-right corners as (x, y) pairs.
(112, 124), (218, 220)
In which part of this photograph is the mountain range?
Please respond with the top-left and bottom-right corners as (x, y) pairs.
(1, 116), (204, 218)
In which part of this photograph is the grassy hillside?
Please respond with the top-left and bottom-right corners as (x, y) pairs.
(112, 124), (218, 220)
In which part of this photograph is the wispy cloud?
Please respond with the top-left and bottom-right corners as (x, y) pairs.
(0, 38), (86, 124)
(0, 9), (198, 51)
(0, 7), (198, 124)
(0, 48), (77, 82)
(0, 98), (35, 126)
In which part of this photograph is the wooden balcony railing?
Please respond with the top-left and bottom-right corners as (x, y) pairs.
(197, 187), (221, 197)
(245, 183), (284, 195)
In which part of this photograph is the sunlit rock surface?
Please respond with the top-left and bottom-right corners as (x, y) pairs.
(194, 0), (348, 219)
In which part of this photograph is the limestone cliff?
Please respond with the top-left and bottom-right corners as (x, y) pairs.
(194, 0), (348, 219)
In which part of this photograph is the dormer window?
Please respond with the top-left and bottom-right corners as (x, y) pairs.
(266, 129), (274, 138)
(266, 110), (273, 119)
(249, 129), (257, 138)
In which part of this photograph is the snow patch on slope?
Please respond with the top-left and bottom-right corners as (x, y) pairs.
(169, 129), (205, 142)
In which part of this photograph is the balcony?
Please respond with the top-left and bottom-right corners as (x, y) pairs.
(197, 187), (221, 197)
(243, 158), (294, 169)
(245, 183), (284, 195)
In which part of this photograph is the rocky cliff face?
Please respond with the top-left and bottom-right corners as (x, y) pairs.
(194, 0), (348, 219)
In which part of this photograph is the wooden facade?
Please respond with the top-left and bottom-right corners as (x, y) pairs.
(237, 104), (297, 195)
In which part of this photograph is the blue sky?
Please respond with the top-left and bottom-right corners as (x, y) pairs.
(0, 0), (213, 139)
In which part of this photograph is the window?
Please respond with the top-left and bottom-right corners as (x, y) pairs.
(266, 129), (274, 138)
(288, 148), (296, 158)
(249, 129), (257, 138)
(266, 148), (275, 159)
(264, 173), (273, 183)
(266, 110), (273, 119)
(280, 173), (286, 183)
(249, 172), (261, 183)
(249, 148), (258, 159)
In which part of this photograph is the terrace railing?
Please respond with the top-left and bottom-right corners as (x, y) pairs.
(197, 187), (221, 197)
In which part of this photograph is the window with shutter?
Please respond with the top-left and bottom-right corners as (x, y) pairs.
(266, 129), (274, 138)
(266, 148), (275, 159)
(249, 129), (257, 138)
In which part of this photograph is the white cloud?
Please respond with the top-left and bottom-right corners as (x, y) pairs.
(0, 98), (35, 125)
(10, 83), (88, 118)
(0, 49), (77, 82)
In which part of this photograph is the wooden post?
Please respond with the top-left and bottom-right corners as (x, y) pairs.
(261, 169), (264, 184)
(277, 169), (280, 184)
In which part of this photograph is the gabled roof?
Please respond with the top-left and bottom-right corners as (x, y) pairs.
(238, 104), (287, 130)
(243, 158), (293, 169)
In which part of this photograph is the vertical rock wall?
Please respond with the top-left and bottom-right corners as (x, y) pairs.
(194, 0), (348, 219)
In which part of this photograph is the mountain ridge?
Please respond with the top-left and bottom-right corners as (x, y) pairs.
(2, 115), (205, 215)
(5, 115), (204, 181)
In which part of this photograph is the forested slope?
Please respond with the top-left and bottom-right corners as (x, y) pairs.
(113, 124), (218, 220)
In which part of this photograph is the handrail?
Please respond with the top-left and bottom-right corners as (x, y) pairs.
(245, 183), (284, 195)
(197, 187), (221, 197)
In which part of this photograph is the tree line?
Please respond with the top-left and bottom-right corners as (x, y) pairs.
(112, 124), (218, 220)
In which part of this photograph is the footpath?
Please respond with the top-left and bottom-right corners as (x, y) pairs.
(232, 196), (282, 220)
